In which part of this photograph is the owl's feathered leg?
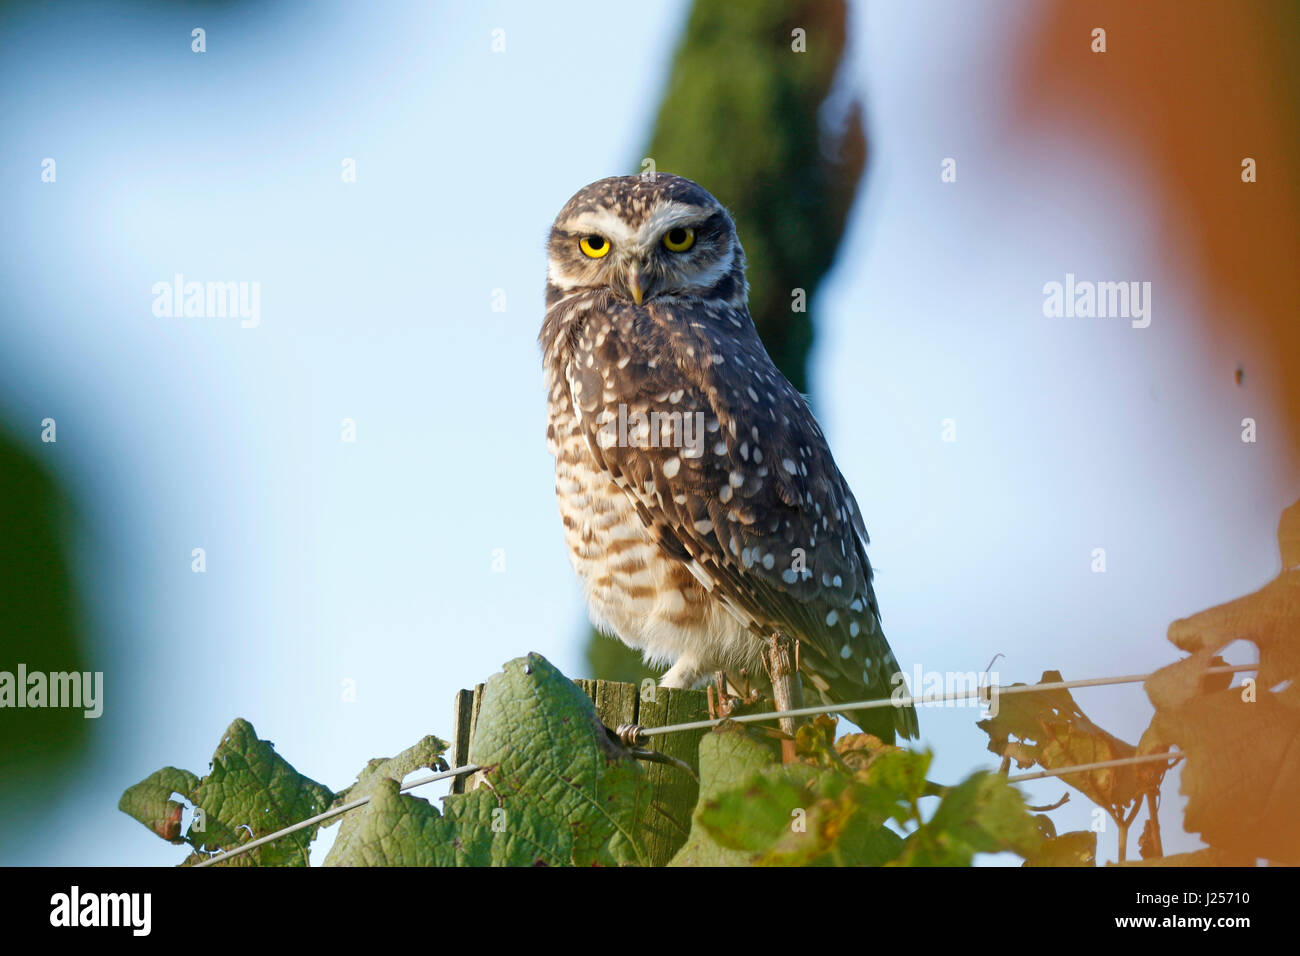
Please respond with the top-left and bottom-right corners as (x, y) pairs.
(658, 657), (703, 690)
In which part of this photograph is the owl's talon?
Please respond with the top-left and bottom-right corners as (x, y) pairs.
(707, 679), (744, 721)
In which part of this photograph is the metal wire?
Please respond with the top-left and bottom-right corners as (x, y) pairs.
(1004, 750), (1182, 783)
(192, 763), (481, 868)
(187, 660), (1253, 866)
(633, 662), (1256, 739)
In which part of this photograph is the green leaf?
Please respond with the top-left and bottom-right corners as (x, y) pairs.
(119, 719), (336, 866)
(672, 721), (909, 867)
(858, 747), (933, 825)
(895, 772), (1042, 866)
(323, 735), (449, 864)
(183, 719), (335, 866)
(698, 768), (812, 854)
(331, 735), (448, 807)
(755, 785), (904, 867)
(668, 723), (778, 866)
(325, 653), (651, 866)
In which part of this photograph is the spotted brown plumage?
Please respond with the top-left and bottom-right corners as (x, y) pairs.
(540, 174), (917, 741)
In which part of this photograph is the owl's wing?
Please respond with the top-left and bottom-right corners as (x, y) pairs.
(566, 305), (917, 740)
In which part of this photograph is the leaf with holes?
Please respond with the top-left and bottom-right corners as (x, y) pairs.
(1143, 500), (1300, 864)
(118, 767), (199, 845)
(977, 672), (1150, 818)
(119, 719), (335, 866)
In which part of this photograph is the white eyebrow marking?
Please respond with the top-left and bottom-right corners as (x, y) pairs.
(635, 200), (712, 247)
(566, 209), (636, 244)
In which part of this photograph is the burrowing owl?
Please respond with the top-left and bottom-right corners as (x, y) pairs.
(540, 174), (917, 741)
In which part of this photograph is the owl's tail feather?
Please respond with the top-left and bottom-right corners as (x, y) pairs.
(800, 681), (919, 744)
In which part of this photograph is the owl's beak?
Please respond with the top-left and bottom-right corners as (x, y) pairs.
(627, 267), (646, 306)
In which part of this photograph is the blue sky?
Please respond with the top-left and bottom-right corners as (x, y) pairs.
(1, 0), (1290, 866)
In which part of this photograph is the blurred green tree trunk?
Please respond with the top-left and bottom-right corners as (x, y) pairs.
(584, 0), (867, 682)
(0, 428), (90, 797)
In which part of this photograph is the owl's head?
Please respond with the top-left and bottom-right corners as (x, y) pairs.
(545, 174), (746, 307)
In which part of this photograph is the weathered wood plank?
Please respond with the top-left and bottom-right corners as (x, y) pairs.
(575, 678), (639, 730)
(449, 682), (485, 794)
(636, 682), (709, 866)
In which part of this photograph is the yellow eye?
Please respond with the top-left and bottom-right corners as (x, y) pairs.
(579, 235), (610, 258)
(663, 226), (695, 252)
